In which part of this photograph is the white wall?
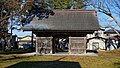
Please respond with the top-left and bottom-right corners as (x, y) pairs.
(87, 39), (105, 50)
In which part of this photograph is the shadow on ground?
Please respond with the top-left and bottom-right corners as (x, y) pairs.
(114, 61), (120, 68)
(1, 56), (30, 61)
(86, 50), (98, 53)
(6, 61), (81, 68)
(0, 49), (34, 54)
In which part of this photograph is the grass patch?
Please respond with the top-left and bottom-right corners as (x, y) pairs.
(0, 49), (120, 68)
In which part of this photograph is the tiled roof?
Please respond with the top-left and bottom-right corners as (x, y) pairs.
(22, 10), (99, 31)
(105, 29), (120, 33)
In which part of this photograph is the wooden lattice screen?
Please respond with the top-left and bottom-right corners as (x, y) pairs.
(69, 37), (86, 54)
(36, 37), (52, 54)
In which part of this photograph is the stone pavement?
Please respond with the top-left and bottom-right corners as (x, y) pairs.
(20, 52), (98, 56)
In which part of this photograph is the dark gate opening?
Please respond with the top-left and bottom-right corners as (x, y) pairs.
(53, 36), (69, 54)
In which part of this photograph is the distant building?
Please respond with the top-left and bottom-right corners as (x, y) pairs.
(105, 29), (120, 50)
(18, 35), (36, 49)
(87, 29), (120, 51)
(86, 29), (106, 50)
(105, 29), (120, 36)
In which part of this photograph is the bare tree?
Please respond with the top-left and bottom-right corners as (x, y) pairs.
(83, 0), (120, 34)
(0, 0), (38, 51)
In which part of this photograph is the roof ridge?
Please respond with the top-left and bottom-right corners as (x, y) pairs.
(53, 9), (96, 11)
(53, 9), (97, 14)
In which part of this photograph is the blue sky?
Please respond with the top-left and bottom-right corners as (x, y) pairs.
(8, 29), (32, 37)
(98, 12), (120, 30)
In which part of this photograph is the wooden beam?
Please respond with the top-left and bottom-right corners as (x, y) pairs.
(31, 31), (34, 51)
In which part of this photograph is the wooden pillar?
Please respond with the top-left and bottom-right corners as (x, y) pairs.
(84, 37), (87, 54)
(31, 31), (34, 51)
(69, 37), (71, 54)
(52, 37), (56, 54)
(36, 37), (39, 55)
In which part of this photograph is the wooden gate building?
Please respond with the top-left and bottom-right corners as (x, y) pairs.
(23, 10), (99, 55)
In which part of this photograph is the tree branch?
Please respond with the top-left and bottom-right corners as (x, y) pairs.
(101, 26), (120, 35)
